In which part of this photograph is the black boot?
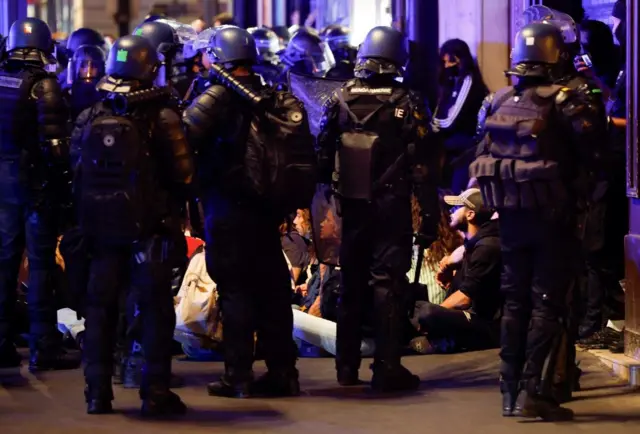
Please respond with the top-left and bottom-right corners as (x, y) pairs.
(85, 383), (114, 415)
(207, 373), (253, 399)
(500, 380), (518, 417)
(112, 352), (124, 385)
(0, 339), (21, 369)
(370, 363), (420, 393)
(337, 366), (362, 386)
(140, 390), (187, 417)
(29, 345), (81, 372)
(251, 369), (301, 397)
(513, 380), (574, 421)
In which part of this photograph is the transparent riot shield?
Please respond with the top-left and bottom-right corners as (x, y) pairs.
(517, 5), (579, 44)
(287, 70), (345, 137)
(310, 183), (342, 266)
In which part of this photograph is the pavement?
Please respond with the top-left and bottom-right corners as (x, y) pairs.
(1, 349), (640, 433)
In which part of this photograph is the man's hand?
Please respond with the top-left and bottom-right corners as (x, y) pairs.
(436, 267), (454, 288)
(574, 56), (595, 79)
(296, 284), (308, 298)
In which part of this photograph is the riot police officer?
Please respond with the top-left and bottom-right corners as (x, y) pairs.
(64, 44), (106, 121)
(0, 18), (79, 371)
(132, 19), (198, 100)
(248, 26), (283, 86)
(72, 35), (192, 415)
(470, 22), (608, 421)
(320, 24), (357, 80)
(278, 30), (336, 83)
(317, 26), (440, 391)
(59, 28), (107, 86)
(183, 25), (300, 398)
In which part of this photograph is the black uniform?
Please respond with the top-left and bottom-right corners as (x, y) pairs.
(0, 18), (78, 371)
(317, 26), (440, 392)
(72, 35), (192, 416)
(183, 25), (300, 398)
(470, 22), (608, 421)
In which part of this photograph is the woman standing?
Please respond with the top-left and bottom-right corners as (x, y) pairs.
(432, 39), (488, 193)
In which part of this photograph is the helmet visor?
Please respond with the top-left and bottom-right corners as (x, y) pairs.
(519, 5), (578, 44)
(256, 37), (281, 56)
(310, 42), (336, 75)
(155, 18), (198, 45)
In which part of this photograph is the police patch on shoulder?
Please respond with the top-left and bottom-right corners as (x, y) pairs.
(0, 76), (23, 89)
(349, 87), (393, 95)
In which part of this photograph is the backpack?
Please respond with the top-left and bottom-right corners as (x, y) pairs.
(241, 90), (317, 216)
(335, 87), (407, 201)
(78, 104), (159, 244)
(469, 85), (569, 210)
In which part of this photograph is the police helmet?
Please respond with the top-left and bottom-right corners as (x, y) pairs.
(67, 44), (106, 85)
(207, 25), (257, 65)
(320, 24), (351, 52)
(132, 20), (179, 52)
(355, 26), (408, 78)
(280, 30), (335, 76)
(101, 35), (160, 88)
(511, 22), (567, 67)
(142, 14), (167, 24)
(7, 18), (54, 54)
(248, 27), (280, 59)
(67, 28), (106, 54)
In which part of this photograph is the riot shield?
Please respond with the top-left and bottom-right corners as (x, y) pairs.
(517, 5), (579, 44)
(310, 184), (342, 266)
(287, 71), (345, 138)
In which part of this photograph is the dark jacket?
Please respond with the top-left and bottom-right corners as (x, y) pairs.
(458, 219), (502, 322)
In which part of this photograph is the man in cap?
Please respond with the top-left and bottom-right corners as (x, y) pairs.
(411, 189), (501, 354)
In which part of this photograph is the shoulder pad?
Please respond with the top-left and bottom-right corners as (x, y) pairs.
(535, 84), (564, 99)
(494, 86), (515, 101)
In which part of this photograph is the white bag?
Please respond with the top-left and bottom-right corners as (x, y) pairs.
(173, 251), (221, 349)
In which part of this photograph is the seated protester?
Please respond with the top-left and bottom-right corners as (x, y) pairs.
(411, 188), (502, 354)
(281, 209), (313, 286)
(408, 193), (464, 305)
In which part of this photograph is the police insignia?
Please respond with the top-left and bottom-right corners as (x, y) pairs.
(349, 87), (393, 95)
(23, 24), (32, 34)
(116, 50), (128, 62)
(417, 125), (428, 138)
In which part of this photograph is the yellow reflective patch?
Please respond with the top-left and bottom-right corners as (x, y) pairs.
(561, 87), (571, 92)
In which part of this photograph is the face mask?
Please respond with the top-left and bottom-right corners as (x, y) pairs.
(445, 64), (459, 77)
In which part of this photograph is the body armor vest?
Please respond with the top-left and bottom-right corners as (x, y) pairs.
(335, 80), (410, 200)
(0, 65), (43, 156)
(469, 84), (570, 210)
